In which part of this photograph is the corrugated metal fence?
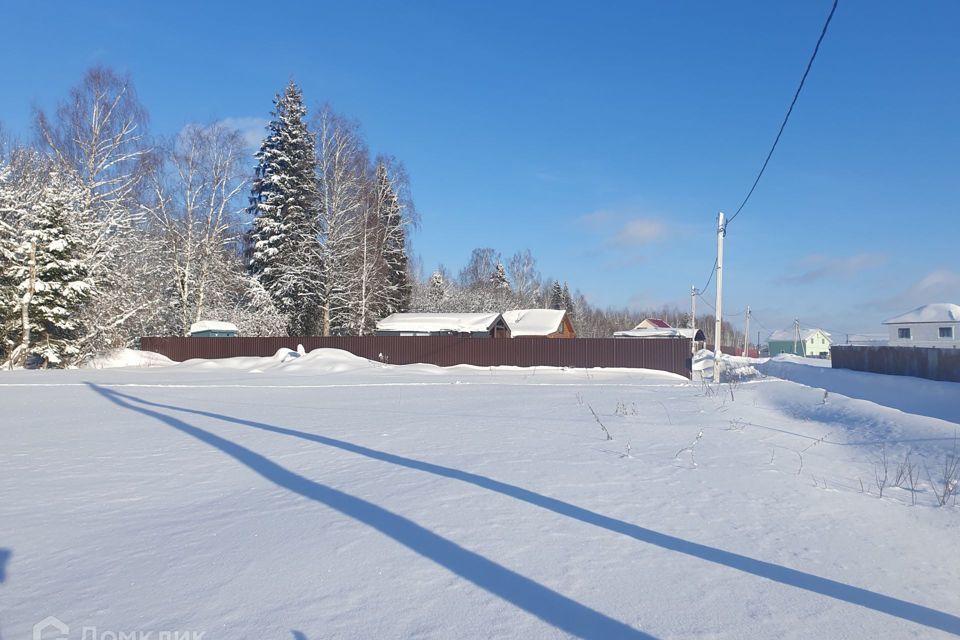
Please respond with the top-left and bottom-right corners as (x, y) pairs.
(831, 345), (960, 383)
(140, 336), (692, 378)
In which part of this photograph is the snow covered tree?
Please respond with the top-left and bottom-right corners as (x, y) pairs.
(507, 249), (541, 306)
(314, 106), (370, 334)
(247, 81), (321, 335)
(490, 262), (510, 291)
(549, 280), (564, 310)
(151, 123), (249, 335)
(562, 281), (574, 317)
(35, 66), (160, 356)
(21, 170), (92, 366)
(375, 160), (411, 316)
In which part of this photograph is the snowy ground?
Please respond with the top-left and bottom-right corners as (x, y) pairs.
(2, 349), (959, 639)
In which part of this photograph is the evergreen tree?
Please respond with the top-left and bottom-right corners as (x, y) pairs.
(375, 161), (411, 315)
(23, 171), (92, 366)
(427, 270), (447, 312)
(490, 262), (510, 291)
(562, 281), (574, 317)
(247, 81), (321, 335)
(549, 280), (564, 310)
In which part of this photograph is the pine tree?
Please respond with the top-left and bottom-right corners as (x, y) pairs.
(427, 270), (447, 312)
(549, 280), (564, 310)
(490, 262), (510, 291)
(247, 81), (321, 335)
(562, 281), (574, 317)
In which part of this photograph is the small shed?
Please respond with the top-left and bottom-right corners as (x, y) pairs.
(768, 327), (831, 357)
(883, 303), (960, 348)
(502, 309), (575, 338)
(375, 313), (511, 338)
(189, 320), (239, 338)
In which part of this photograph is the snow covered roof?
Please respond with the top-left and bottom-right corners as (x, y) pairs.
(614, 327), (704, 340)
(501, 309), (566, 336)
(883, 303), (960, 324)
(189, 321), (238, 335)
(768, 328), (830, 342)
(376, 313), (505, 333)
(634, 318), (671, 330)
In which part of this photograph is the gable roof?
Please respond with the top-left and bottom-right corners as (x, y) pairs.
(883, 303), (960, 324)
(501, 309), (566, 336)
(376, 312), (504, 333)
(768, 328), (831, 342)
(635, 318), (671, 329)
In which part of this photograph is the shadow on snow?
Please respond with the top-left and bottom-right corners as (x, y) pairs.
(89, 384), (649, 640)
(90, 385), (960, 637)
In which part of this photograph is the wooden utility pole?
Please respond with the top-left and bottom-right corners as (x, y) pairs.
(713, 211), (726, 383)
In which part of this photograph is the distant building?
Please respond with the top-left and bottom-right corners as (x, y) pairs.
(188, 321), (238, 337)
(374, 313), (511, 338)
(883, 303), (960, 348)
(768, 328), (831, 357)
(502, 309), (575, 338)
(614, 319), (705, 344)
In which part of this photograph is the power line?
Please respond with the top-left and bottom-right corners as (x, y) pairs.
(699, 259), (718, 295)
(726, 0), (839, 226)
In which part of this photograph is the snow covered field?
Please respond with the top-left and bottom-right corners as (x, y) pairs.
(2, 349), (959, 639)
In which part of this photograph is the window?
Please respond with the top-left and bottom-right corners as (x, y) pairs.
(898, 327), (911, 340)
(940, 327), (954, 339)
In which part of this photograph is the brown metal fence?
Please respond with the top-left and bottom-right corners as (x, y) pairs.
(140, 336), (692, 378)
(831, 345), (960, 383)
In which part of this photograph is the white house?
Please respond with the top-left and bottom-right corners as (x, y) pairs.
(883, 303), (960, 348)
(767, 328), (832, 357)
(374, 313), (511, 338)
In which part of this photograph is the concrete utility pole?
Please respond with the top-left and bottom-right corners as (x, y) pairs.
(713, 211), (726, 383)
(690, 285), (697, 355)
(743, 306), (751, 358)
(794, 318), (801, 356)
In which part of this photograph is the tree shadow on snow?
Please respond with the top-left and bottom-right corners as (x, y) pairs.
(88, 384), (650, 640)
(91, 385), (960, 637)
(0, 548), (9, 583)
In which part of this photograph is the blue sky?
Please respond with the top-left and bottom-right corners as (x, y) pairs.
(2, 1), (958, 337)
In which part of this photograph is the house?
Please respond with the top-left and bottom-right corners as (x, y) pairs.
(374, 313), (511, 338)
(501, 309), (575, 338)
(883, 303), (960, 348)
(768, 327), (831, 357)
(634, 318), (672, 330)
(614, 318), (705, 343)
(189, 320), (238, 337)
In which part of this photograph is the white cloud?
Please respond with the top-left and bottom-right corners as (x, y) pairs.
(613, 218), (667, 246)
(778, 252), (886, 284)
(872, 268), (960, 312)
(218, 116), (269, 150)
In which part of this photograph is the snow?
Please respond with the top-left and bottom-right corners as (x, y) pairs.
(502, 309), (565, 336)
(769, 328), (830, 341)
(884, 303), (960, 324)
(376, 312), (503, 333)
(188, 320), (239, 335)
(84, 348), (175, 369)
(2, 349), (959, 639)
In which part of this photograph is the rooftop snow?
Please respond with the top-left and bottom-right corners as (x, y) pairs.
(501, 309), (566, 336)
(883, 303), (960, 324)
(376, 313), (503, 333)
(614, 328), (701, 339)
(189, 320), (238, 334)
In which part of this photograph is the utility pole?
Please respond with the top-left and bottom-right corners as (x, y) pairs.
(794, 318), (801, 356)
(743, 306), (751, 358)
(713, 211), (726, 383)
(690, 285), (697, 355)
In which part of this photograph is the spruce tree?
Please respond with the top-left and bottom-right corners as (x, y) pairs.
(375, 162), (411, 315)
(247, 81), (321, 335)
(562, 281), (574, 317)
(549, 280), (564, 310)
(490, 262), (510, 291)
(30, 172), (91, 365)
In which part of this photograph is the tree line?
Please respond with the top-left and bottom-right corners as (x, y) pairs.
(1, 66), (742, 368)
